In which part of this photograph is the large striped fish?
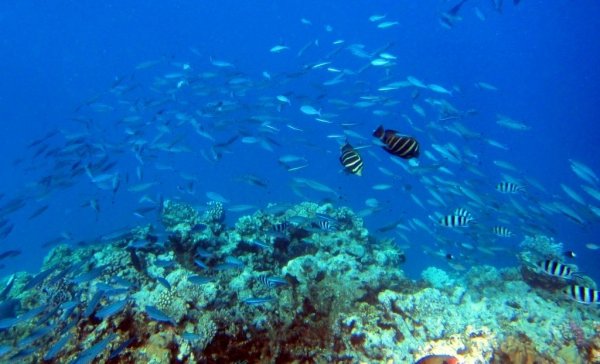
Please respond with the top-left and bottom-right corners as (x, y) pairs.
(537, 260), (575, 279)
(339, 142), (363, 176)
(564, 285), (600, 304)
(373, 125), (420, 160)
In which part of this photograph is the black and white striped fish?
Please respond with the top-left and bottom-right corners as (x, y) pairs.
(564, 285), (600, 304)
(316, 219), (337, 231)
(315, 213), (337, 222)
(439, 214), (472, 227)
(537, 260), (575, 278)
(453, 208), (472, 219)
(373, 125), (420, 160)
(258, 275), (289, 289)
(271, 221), (289, 234)
(492, 226), (512, 237)
(339, 142), (363, 176)
(496, 182), (525, 193)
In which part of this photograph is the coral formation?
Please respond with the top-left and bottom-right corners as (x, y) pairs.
(0, 201), (599, 363)
(492, 334), (553, 364)
(421, 266), (455, 289)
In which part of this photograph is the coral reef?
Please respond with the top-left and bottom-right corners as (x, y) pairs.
(421, 266), (455, 289)
(0, 201), (599, 363)
(518, 235), (564, 263)
(161, 199), (200, 235)
(515, 235), (592, 293)
(492, 334), (553, 364)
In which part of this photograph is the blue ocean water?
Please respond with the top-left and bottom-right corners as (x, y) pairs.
(0, 0), (599, 284)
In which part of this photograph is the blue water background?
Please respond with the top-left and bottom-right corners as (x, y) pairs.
(1, 1), (599, 282)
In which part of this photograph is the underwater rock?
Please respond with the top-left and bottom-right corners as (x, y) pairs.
(556, 344), (585, 364)
(517, 235), (564, 266)
(492, 334), (553, 364)
(519, 264), (570, 292)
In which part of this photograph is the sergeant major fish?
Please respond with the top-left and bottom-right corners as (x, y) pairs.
(496, 182), (525, 193)
(537, 260), (577, 279)
(258, 276), (289, 289)
(564, 285), (600, 304)
(439, 214), (473, 227)
(453, 208), (472, 219)
(492, 226), (512, 238)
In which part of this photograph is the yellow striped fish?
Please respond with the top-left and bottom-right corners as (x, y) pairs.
(372, 125), (420, 160)
(339, 142), (363, 176)
(564, 285), (600, 304)
(439, 214), (472, 227)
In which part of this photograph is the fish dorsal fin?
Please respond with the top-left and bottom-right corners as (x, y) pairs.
(342, 142), (353, 151)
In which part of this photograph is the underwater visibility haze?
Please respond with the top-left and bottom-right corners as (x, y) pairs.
(1, 0), (600, 362)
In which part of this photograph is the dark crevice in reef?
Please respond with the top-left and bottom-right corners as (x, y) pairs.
(202, 299), (339, 363)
